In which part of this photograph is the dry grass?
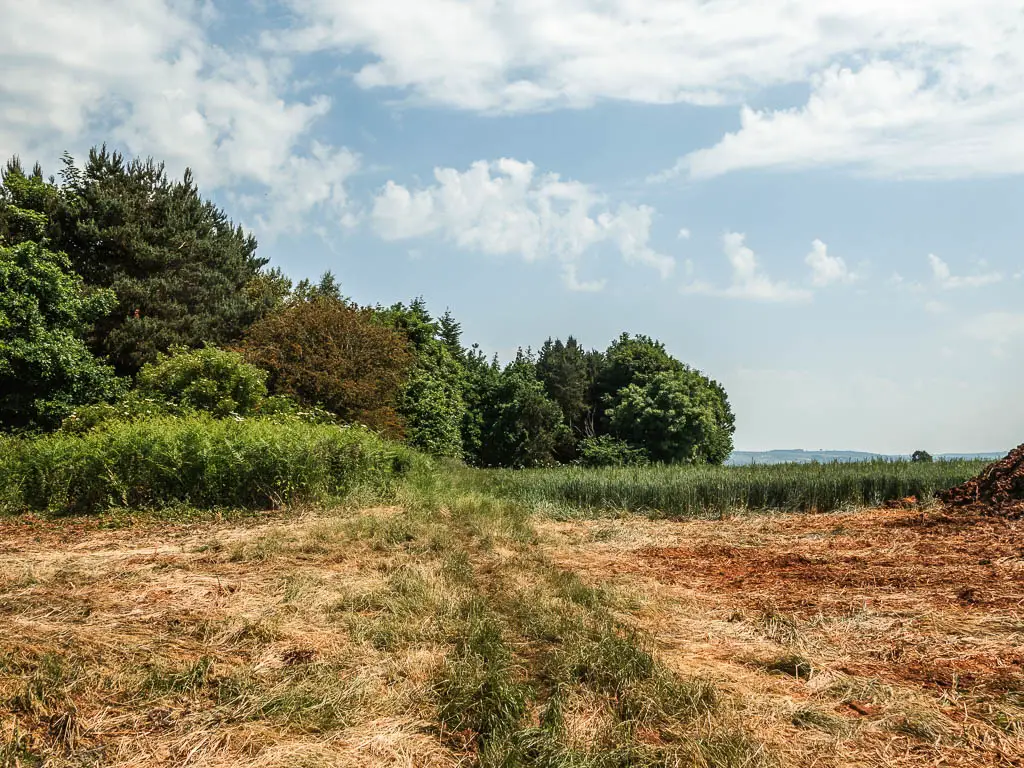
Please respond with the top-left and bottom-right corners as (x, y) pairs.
(538, 507), (1024, 767)
(0, 501), (1020, 767)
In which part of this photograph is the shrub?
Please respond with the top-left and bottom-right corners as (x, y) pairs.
(0, 239), (123, 431)
(0, 416), (419, 515)
(137, 345), (268, 417)
(577, 436), (649, 468)
(242, 295), (412, 436)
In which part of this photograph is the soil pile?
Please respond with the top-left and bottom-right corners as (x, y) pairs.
(937, 444), (1024, 518)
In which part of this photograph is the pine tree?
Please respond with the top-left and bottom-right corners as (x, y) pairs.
(8, 147), (270, 373)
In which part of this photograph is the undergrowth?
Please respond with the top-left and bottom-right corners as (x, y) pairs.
(0, 416), (422, 515)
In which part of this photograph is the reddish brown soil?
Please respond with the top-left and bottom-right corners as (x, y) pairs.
(637, 509), (1023, 614)
(940, 445), (1024, 519)
(547, 507), (1023, 703)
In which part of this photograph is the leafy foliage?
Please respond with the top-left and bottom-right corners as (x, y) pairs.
(4, 148), (268, 373)
(911, 450), (933, 463)
(577, 435), (649, 468)
(242, 291), (412, 436)
(593, 333), (682, 417)
(379, 299), (467, 458)
(607, 370), (735, 464)
(137, 346), (268, 417)
(0, 239), (122, 431)
(476, 353), (569, 469)
(0, 416), (417, 515)
(536, 336), (602, 447)
(1, 146), (739, 471)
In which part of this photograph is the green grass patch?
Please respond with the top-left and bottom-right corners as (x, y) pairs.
(464, 459), (987, 517)
(0, 416), (422, 515)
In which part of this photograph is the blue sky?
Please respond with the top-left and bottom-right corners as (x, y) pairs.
(2, 0), (1022, 453)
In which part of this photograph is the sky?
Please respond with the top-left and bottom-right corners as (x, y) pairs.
(2, 0), (1022, 454)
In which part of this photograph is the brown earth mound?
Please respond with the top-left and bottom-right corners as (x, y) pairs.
(937, 443), (1024, 518)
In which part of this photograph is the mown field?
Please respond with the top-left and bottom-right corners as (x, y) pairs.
(0, 439), (1020, 767)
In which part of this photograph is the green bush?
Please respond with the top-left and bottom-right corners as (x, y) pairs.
(0, 416), (420, 515)
(576, 436), (649, 468)
(137, 346), (268, 417)
(60, 393), (337, 435)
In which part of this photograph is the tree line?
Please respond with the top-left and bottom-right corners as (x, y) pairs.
(0, 147), (735, 467)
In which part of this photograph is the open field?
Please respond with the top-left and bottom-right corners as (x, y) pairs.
(473, 459), (991, 517)
(1, 480), (1020, 767)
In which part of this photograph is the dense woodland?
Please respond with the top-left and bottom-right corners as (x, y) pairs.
(0, 148), (735, 468)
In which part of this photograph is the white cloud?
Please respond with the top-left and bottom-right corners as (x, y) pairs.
(371, 158), (673, 291)
(673, 56), (1024, 180)
(924, 300), (948, 315)
(677, 228), (691, 240)
(928, 254), (1002, 289)
(0, 0), (356, 235)
(682, 233), (811, 302)
(805, 239), (856, 287)
(274, 1), (1024, 180)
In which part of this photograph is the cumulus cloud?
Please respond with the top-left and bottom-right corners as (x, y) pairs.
(805, 239), (857, 287)
(0, 0), (356, 235)
(371, 158), (673, 291)
(928, 254), (1002, 289)
(682, 233), (811, 302)
(273, 0), (1024, 180)
(678, 228), (691, 240)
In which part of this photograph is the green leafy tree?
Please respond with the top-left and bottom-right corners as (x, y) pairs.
(378, 299), (467, 458)
(0, 240), (122, 430)
(477, 352), (569, 468)
(0, 159), (56, 246)
(911, 450), (933, 463)
(460, 344), (502, 465)
(137, 346), (268, 417)
(241, 288), (411, 436)
(536, 336), (602, 446)
(594, 333), (683, 409)
(4, 148), (270, 373)
(607, 369), (735, 464)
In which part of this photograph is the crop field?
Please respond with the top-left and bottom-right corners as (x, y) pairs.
(0, 465), (1021, 768)
(472, 459), (991, 517)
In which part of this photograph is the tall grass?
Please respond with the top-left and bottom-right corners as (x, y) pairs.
(468, 459), (989, 517)
(0, 416), (421, 515)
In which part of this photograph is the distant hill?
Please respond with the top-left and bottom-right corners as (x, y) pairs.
(726, 449), (1006, 466)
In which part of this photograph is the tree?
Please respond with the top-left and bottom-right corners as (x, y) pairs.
(438, 310), (464, 361)
(460, 345), (502, 465)
(594, 333), (683, 407)
(0, 239), (122, 430)
(606, 369), (735, 464)
(4, 148), (270, 373)
(536, 336), (600, 441)
(377, 298), (468, 458)
(911, 450), (933, 463)
(137, 346), (268, 417)
(476, 352), (569, 468)
(241, 290), (412, 436)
